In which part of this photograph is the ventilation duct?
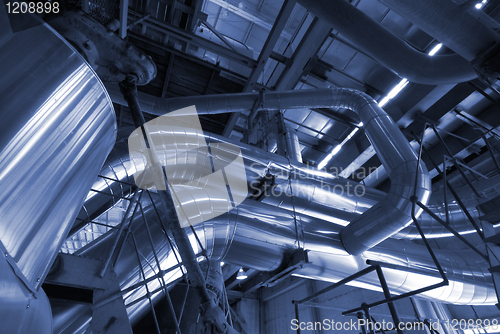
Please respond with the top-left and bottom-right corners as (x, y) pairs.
(0, 15), (116, 334)
(295, 0), (478, 84)
(55, 190), (495, 332)
(104, 86), (431, 254)
(375, 0), (500, 61)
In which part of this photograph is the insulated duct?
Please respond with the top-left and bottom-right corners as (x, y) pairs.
(99, 86), (432, 254)
(56, 192), (495, 332)
(73, 127), (482, 249)
(70, 135), (136, 237)
(0, 12), (116, 334)
(284, 123), (303, 163)
(294, 0), (478, 84)
(375, 0), (500, 61)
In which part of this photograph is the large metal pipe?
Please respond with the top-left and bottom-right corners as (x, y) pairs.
(0, 12), (116, 334)
(284, 123), (303, 163)
(71, 143), (136, 236)
(375, 0), (500, 61)
(296, 0), (479, 84)
(97, 86), (433, 255)
(57, 194), (495, 333)
(75, 126), (490, 245)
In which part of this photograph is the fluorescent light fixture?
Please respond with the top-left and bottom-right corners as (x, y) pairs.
(476, 0), (487, 9)
(236, 267), (247, 280)
(428, 43), (442, 56)
(378, 78), (409, 107)
(317, 122), (363, 170)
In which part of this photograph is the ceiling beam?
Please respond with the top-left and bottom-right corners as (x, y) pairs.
(274, 18), (331, 91)
(208, 0), (294, 40)
(222, 0), (297, 137)
(161, 54), (175, 98)
(133, 13), (257, 68)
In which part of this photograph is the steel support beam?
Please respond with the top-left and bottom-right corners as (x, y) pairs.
(209, 0), (293, 39)
(275, 18), (331, 90)
(119, 0), (130, 38)
(222, 0), (296, 137)
(161, 54), (175, 98)
(45, 253), (133, 334)
(132, 13), (257, 68)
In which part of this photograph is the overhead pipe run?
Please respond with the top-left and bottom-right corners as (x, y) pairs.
(56, 194), (496, 332)
(73, 125), (487, 247)
(294, 0), (478, 85)
(375, 0), (500, 62)
(105, 85), (431, 254)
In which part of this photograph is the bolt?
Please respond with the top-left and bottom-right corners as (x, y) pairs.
(36, 278), (40, 282)
(4, 252), (7, 257)
(26, 305), (30, 309)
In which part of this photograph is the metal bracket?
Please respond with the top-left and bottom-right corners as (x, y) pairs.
(47, 11), (157, 85)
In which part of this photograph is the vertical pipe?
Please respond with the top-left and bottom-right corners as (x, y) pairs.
(284, 123), (303, 163)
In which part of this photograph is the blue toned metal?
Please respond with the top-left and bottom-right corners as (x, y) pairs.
(295, 0), (478, 84)
(0, 12), (116, 334)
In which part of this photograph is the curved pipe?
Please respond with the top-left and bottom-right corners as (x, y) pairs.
(76, 127), (488, 244)
(376, 0), (500, 61)
(0, 14), (116, 334)
(295, 0), (477, 84)
(66, 196), (494, 334)
(70, 139), (136, 236)
(102, 86), (432, 254)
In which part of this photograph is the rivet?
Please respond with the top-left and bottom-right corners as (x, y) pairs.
(26, 305), (30, 309)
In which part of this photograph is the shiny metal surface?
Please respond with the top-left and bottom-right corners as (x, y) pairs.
(296, 0), (478, 84)
(377, 0), (500, 61)
(297, 237), (495, 305)
(0, 250), (53, 334)
(76, 125), (488, 246)
(71, 141), (135, 236)
(62, 195), (495, 334)
(284, 123), (303, 163)
(103, 87), (432, 254)
(0, 11), (115, 334)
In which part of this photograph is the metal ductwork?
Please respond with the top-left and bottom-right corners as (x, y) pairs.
(104, 86), (432, 254)
(73, 123), (494, 253)
(55, 192), (495, 332)
(375, 0), (500, 62)
(0, 14), (116, 334)
(284, 123), (303, 163)
(294, 0), (478, 85)
(70, 136), (136, 237)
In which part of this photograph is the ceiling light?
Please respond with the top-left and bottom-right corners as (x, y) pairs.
(317, 122), (363, 170)
(236, 267), (247, 280)
(428, 43), (442, 56)
(475, 0), (487, 9)
(378, 78), (409, 107)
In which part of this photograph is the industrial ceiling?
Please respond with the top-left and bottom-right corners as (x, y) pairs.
(3, 0), (500, 333)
